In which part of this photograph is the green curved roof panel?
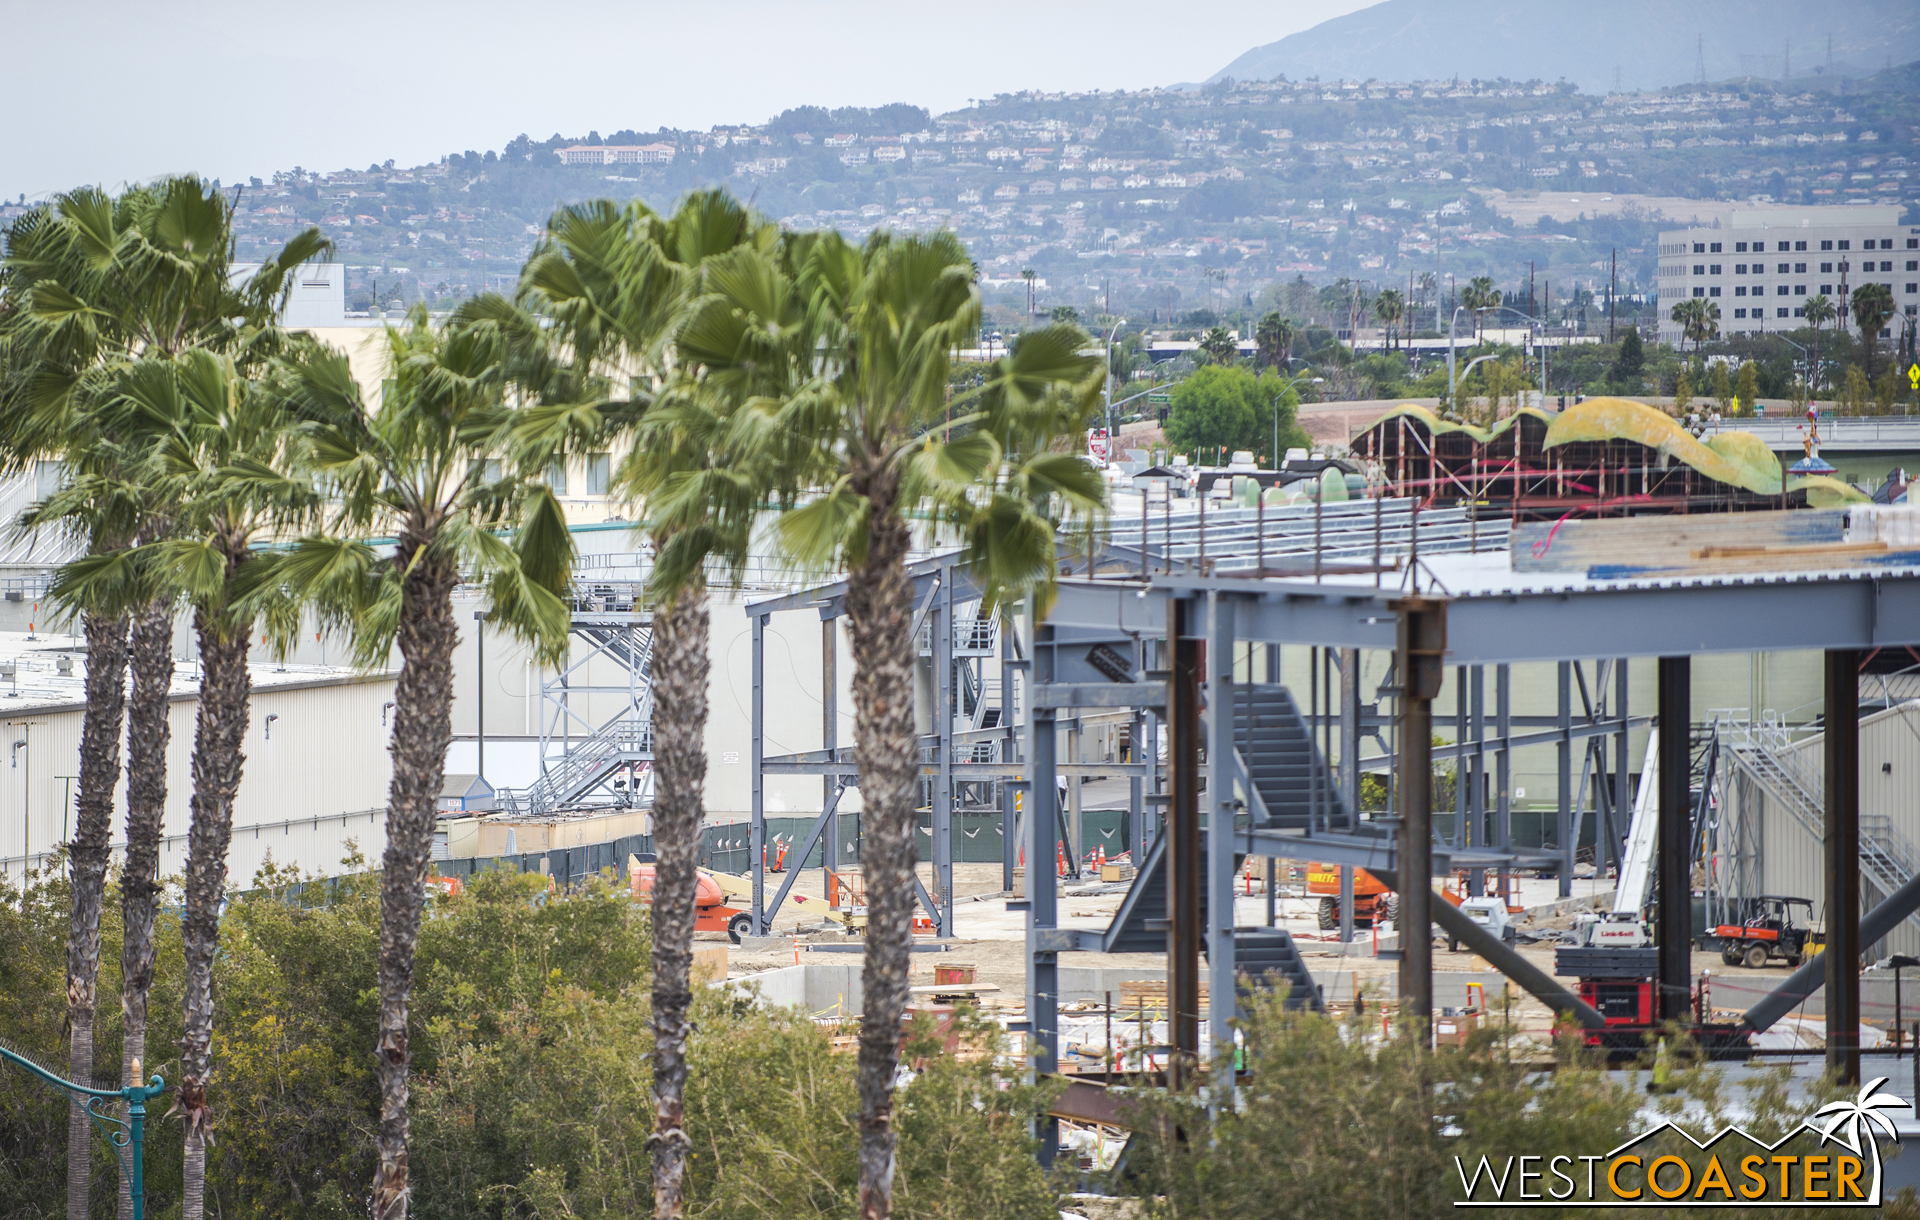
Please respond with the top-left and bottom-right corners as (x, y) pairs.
(1542, 397), (1779, 495)
(1703, 430), (1784, 497)
(1362, 403), (1491, 444)
(1785, 473), (1869, 506)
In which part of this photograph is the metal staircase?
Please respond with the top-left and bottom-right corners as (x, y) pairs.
(1235, 684), (1353, 831)
(515, 715), (654, 816)
(1722, 715), (1920, 924)
(1235, 928), (1324, 1012)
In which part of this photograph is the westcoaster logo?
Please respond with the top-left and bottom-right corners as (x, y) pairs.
(1454, 1078), (1904, 1207)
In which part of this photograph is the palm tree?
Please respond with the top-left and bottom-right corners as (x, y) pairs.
(0, 177), (324, 1220)
(75, 349), (318, 1220)
(1803, 293), (1837, 393)
(1852, 282), (1896, 380)
(764, 228), (1105, 1219)
(276, 307), (575, 1220)
(1373, 288), (1405, 351)
(507, 190), (776, 1219)
(1669, 298), (1721, 353)
(1199, 325), (1239, 365)
(1254, 310), (1292, 371)
(1465, 276), (1499, 340)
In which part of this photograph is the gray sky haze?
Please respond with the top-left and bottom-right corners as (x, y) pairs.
(3, 0), (1374, 200)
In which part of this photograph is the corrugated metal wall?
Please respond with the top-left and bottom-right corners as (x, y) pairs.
(1746, 702), (1920, 959)
(0, 672), (397, 883)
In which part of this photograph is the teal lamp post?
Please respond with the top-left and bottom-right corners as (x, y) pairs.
(0, 1043), (167, 1220)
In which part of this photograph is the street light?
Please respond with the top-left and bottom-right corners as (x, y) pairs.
(1103, 317), (1126, 448)
(1268, 374), (1322, 467)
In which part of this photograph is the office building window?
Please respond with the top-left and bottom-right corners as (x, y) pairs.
(1710, 242), (1722, 253)
(1794, 263), (1806, 273)
(1776, 307), (1790, 318)
(1735, 286), (1747, 297)
(1710, 264), (1722, 275)
(1734, 263), (1747, 274)
(1821, 285), (1833, 294)
(1821, 262), (1833, 273)
(1795, 241), (1807, 252)
(1821, 240), (1834, 250)
(1692, 242), (1706, 253)
(1692, 286), (1705, 297)
(1777, 242), (1791, 252)
(1734, 308), (1747, 319)
(1794, 285), (1806, 296)
(1880, 239), (1894, 250)
(1776, 263), (1790, 273)
(1908, 284), (1918, 295)
(1777, 285), (1790, 296)
(545, 458), (567, 495)
(586, 453), (610, 495)
(1693, 264), (1705, 275)
(1909, 239), (1919, 249)
(1838, 240), (1850, 250)
(1881, 261), (1894, 272)
(1793, 307), (1805, 317)
(1736, 242), (1749, 252)
(1709, 287), (1721, 297)
(1907, 261), (1918, 272)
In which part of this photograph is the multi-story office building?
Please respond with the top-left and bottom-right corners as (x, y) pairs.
(1655, 205), (1918, 346)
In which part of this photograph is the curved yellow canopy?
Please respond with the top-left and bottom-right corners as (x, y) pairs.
(1542, 397), (1782, 496)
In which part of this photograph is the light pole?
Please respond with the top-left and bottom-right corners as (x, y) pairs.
(0, 1047), (166, 1220)
(1103, 317), (1125, 447)
(1269, 374), (1321, 466)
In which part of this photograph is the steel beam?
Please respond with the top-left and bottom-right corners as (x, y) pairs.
(1395, 596), (1446, 1043)
(1557, 662), (1573, 899)
(824, 618), (838, 902)
(1026, 608), (1060, 1166)
(1656, 656), (1691, 1023)
(934, 571), (955, 936)
(1827, 648), (1861, 1085)
(1207, 592), (1238, 1072)
(751, 611), (766, 933)
(1167, 596), (1203, 1085)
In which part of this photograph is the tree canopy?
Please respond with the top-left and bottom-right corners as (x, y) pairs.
(1164, 365), (1308, 460)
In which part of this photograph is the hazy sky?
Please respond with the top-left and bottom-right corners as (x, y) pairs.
(3, 0), (1375, 202)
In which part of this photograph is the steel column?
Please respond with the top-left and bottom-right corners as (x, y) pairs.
(1826, 648), (1861, 1084)
(934, 572), (955, 935)
(1167, 596), (1203, 1084)
(1557, 661), (1573, 899)
(824, 617), (838, 899)
(1207, 592), (1238, 1071)
(1656, 656), (1691, 1022)
(1026, 612), (1060, 1165)
(1340, 647), (1360, 943)
(1395, 597), (1446, 1043)
(751, 612), (766, 933)
(1613, 658), (1630, 877)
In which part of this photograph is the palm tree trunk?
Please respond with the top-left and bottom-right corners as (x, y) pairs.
(68, 610), (129, 1220)
(179, 594), (252, 1220)
(845, 486), (917, 1220)
(373, 546), (459, 1220)
(647, 586), (708, 1219)
(119, 598), (173, 1220)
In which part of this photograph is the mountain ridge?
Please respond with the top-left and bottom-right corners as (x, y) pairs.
(1207, 0), (1920, 95)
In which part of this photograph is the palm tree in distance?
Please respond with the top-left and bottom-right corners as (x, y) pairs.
(1465, 276), (1499, 340)
(506, 189), (778, 1219)
(1254, 310), (1293, 371)
(0, 176), (325, 1220)
(1374, 287), (1405, 351)
(766, 228), (1105, 1219)
(1670, 298), (1721, 354)
(275, 308), (576, 1220)
(1803, 293), (1837, 394)
(1199, 325), (1239, 365)
(1852, 282), (1895, 380)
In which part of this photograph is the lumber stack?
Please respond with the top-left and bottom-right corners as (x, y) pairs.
(1511, 509), (1920, 578)
(1117, 979), (1209, 1011)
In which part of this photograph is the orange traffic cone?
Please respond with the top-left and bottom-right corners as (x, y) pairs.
(1057, 844), (1068, 877)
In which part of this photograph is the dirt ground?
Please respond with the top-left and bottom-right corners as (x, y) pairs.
(721, 862), (1814, 1042)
